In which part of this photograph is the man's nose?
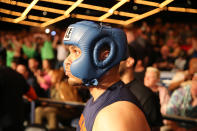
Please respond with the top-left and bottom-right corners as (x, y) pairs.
(65, 56), (72, 66)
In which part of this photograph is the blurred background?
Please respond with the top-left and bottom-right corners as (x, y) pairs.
(1, 0), (197, 131)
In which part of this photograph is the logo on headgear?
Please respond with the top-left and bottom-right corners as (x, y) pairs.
(64, 27), (74, 41)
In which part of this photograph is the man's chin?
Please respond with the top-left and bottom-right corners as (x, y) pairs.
(68, 77), (83, 87)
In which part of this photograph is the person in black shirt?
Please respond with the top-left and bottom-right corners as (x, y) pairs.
(119, 45), (163, 128)
(0, 47), (37, 131)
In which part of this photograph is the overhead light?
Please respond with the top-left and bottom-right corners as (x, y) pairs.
(43, 11), (47, 16)
(99, 0), (129, 21)
(40, 0), (138, 18)
(168, 7), (197, 13)
(45, 28), (50, 34)
(64, 0), (83, 16)
(187, 0), (191, 5)
(14, 0), (39, 23)
(71, 14), (125, 24)
(125, 0), (174, 25)
(133, 6), (138, 10)
(0, 8), (21, 16)
(0, 17), (41, 27)
(159, 0), (174, 8)
(41, 15), (69, 27)
(42, 0), (83, 27)
(51, 31), (56, 36)
(134, 0), (159, 7)
(28, 15), (51, 21)
(124, 8), (161, 25)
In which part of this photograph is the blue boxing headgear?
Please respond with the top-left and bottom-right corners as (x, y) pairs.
(63, 21), (128, 86)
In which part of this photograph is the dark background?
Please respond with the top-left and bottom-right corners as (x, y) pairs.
(0, 0), (197, 30)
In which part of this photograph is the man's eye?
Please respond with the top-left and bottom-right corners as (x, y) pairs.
(74, 50), (80, 55)
(76, 51), (80, 55)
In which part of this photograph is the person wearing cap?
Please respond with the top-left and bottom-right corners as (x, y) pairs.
(63, 21), (150, 131)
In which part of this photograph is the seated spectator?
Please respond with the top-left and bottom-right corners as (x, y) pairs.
(169, 58), (197, 92)
(10, 57), (21, 70)
(28, 58), (40, 74)
(173, 51), (187, 71)
(35, 69), (82, 130)
(166, 73), (197, 129)
(169, 40), (181, 59)
(166, 73), (197, 116)
(144, 67), (170, 114)
(188, 33), (197, 58)
(16, 63), (47, 97)
(154, 45), (174, 71)
(34, 59), (53, 95)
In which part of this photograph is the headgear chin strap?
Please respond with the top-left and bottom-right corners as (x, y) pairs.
(63, 21), (128, 86)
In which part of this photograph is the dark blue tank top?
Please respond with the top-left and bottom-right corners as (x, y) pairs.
(77, 81), (142, 131)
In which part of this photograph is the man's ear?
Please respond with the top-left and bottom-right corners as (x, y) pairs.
(99, 50), (110, 61)
(126, 57), (135, 67)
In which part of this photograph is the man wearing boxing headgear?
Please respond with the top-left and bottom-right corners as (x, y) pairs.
(63, 21), (150, 131)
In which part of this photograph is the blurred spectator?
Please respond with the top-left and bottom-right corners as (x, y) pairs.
(173, 51), (187, 71)
(0, 47), (37, 131)
(22, 37), (37, 59)
(34, 33), (55, 61)
(6, 44), (14, 67)
(144, 67), (170, 114)
(165, 29), (175, 48)
(124, 25), (147, 62)
(167, 73), (197, 116)
(35, 69), (82, 130)
(52, 35), (69, 69)
(10, 57), (21, 70)
(28, 58), (40, 73)
(166, 73), (197, 129)
(154, 45), (175, 71)
(169, 40), (181, 59)
(16, 63), (47, 98)
(34, 59), (53, 94)
(188, 33), (197, 58)
(169, 58), (197, 92)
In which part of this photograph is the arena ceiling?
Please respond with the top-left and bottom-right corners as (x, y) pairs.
(0, 0), (197, 28)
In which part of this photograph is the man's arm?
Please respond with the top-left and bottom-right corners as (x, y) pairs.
(93, 101), (150, 131)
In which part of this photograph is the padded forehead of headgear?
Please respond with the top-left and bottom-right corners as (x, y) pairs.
(63, 21), (128, 86)
(63, 21), (101, 47)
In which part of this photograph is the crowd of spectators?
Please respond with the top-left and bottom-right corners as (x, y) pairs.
(1, 18), (197, 130)
(0, 27), (89, 130)
(124, 19), (197, 130)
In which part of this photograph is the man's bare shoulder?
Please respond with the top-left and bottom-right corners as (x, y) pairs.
(92, 101), (150, 131)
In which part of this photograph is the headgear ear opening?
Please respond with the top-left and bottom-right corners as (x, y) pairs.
(93, 37), (116, 68)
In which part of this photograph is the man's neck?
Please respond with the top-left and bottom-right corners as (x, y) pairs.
(89, 79), (120, 101)
(121, 69), (134, 84)
(89, 70), (120, 101)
